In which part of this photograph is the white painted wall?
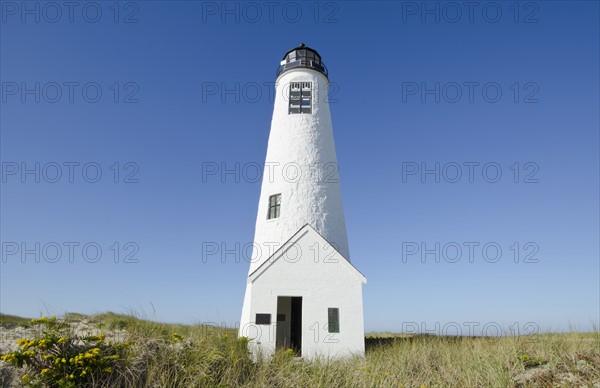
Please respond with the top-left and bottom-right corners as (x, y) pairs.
(239, 225), (366, 360)
(247, 68), (350, 275)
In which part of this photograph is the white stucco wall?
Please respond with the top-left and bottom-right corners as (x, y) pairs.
(247, 68), (350, 275)
(239, 226), (365, 360)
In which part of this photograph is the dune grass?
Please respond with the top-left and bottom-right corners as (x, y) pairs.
(0, 313), (31, 327)
(1, 312), (598, 387)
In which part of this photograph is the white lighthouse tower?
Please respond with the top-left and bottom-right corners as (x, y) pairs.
(239, 44), (366, 360)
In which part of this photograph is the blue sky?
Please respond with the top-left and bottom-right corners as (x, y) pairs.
(1, 1), (598, 334)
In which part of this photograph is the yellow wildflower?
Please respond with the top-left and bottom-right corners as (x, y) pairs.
(1, 354), (14, 363)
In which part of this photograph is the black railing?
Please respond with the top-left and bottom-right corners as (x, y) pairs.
(276, 59), (328, 78)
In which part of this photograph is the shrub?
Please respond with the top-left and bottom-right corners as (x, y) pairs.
(518, 353), (547, 369)
(0, 317), (130, 387)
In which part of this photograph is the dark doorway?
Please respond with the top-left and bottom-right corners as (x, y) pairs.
(290, 297), (302, 355)
(276, 296), (302, 356)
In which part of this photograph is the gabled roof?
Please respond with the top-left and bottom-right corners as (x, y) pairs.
(248, 224), (367, 284)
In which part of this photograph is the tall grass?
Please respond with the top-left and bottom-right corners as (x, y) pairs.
(1, 312), (598, 387)
(0, 314), (31, 327)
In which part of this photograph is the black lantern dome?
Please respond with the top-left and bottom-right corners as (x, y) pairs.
(276, 43), (328, 79)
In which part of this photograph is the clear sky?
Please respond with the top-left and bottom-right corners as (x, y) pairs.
(1, 1), (598, 335)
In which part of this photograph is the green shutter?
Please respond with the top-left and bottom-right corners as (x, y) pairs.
(328, 308), (339, 333)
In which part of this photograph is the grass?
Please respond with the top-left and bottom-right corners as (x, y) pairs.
(1, 312), (598, 387)
(0, 313), (31, 326)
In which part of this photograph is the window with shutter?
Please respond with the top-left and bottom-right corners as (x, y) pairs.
(328, 308), (339, 333)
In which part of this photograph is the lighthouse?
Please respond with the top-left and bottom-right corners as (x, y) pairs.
(239, 44), (366, 359)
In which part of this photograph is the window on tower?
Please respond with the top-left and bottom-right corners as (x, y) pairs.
(267, 194), (281, 220)
(289, 82), (312, 114)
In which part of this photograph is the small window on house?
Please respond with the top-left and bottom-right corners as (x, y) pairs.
(328, 308), (339, 333)
(289, 82), (312, 114)
(267, 194), (281, 220)
(256, 314), (271, 325)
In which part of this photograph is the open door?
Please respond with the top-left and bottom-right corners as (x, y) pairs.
(276, 296), (302, 356)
